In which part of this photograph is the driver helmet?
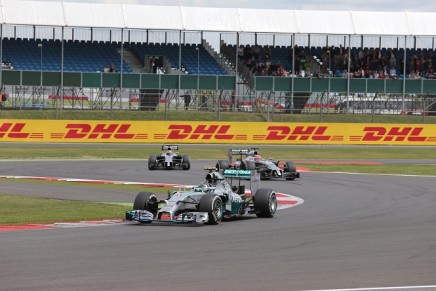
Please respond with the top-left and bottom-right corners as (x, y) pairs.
(254, 154), (262, 161)
(166, 149), (173, 155)
(197, 183), (209, 192)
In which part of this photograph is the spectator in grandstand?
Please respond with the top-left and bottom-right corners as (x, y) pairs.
(358, 49), (364, 64)
(388, 48), (396, 68)
(427, 68), (436, 79)
(353, 66), (363, 78)
(279, 66), (288, 77)
(341, 69), (348, 78)
(321, 48), (330, 74)
(109, 64), (117, 72)
(238, 46), (244, 60)
(264, 46), (271, 60)
(389, 65), (397, 79)
(364, 66), (371, 78)
(252, 44), (261, 61)
(378, 69), (386, 79)
(409, 71), (422, 79)
(103, 64), (110, 72)
(243, 45), (252, 63)
(246, 59), (255, 71)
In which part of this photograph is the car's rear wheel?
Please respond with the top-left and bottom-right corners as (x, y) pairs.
(254, 188), (277, 218)
(199, 194), (223, 225)
(182, 155), (190, 170)
(148, 155), (157, 170)
(133, 192), (158, 221)
(216, 160), (229, 171)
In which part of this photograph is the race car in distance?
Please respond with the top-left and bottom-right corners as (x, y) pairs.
(148, 145), (190, 170)
(216, 148), (300, 181)
(125, 167), (277, 225)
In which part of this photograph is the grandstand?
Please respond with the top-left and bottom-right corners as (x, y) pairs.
(2, 38), (132, 73)
(0, 0), (436, 115)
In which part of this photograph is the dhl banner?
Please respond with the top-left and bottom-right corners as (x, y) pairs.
(1, 119), (436, 145)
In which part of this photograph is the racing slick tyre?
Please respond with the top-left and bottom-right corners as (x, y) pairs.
(216, 160), (230, 171)
(254, 188), (277, 218)
(133, 192), (158, 218)
(284, 161), (298, 180)
(182, 155), (191, 170)
(148, 155), (157, 170)
(199, 194), (223, 225)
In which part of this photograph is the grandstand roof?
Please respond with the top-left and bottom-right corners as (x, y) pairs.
(3, 0), (436, 36)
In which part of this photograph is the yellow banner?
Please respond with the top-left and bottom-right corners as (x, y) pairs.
(0, 119), (435, 145)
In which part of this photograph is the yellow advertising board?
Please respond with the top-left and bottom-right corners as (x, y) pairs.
(1, 119), (435, 145)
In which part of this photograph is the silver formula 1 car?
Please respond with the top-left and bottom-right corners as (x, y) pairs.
(148, 145), (190, 170)
(125, 168), (277, 225)
(216, 148), (300, 181)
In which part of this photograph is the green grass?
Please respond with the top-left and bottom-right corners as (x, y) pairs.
(301, 163), (436, 176)
(0, 178), (177, 193)
(0, 144), (435, 160)
(0, 195), (132, 225)
(0, 181), (174, 225)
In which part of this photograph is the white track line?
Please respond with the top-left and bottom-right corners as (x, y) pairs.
(301, 285), (436, 291)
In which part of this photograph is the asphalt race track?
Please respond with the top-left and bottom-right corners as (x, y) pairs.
(0, 159), (436, 291)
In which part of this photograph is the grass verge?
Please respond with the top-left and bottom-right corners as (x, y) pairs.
(0, 144), (435, 160)
(0, 195), (131, 225)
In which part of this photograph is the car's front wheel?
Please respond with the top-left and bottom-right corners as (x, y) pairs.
(199, 194), (223, 225)
(254, 188), (277, 218)
(182, 155), (190, 170)
(133, 192), (158, 222)
(148, 155), (157, 170)
(284, 161), (298, 180)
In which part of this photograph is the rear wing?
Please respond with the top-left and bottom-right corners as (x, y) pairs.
(223, 168), (260, 194)
(229, 149), (250, 155)
(223, 169), (251, 179)
(161, 145), (179, 151)
(228, 148), (258, 163)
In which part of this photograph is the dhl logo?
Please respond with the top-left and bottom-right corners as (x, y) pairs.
(64, 124), (134, 139)
(0, 123), (137, 139)
(361, 127), (427, 142)
(264, 126), (331, 141)
(167, 125), (234, 139)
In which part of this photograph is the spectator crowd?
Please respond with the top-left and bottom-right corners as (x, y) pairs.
(236, 43), (436, 80)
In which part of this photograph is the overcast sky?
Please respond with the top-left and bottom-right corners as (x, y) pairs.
(39, 0), (436, 12)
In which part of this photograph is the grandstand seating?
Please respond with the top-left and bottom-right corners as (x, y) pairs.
(226, 44), (313, 75)
(225, 42), (436, 79)
(129, 43), (227, 75)
(4, 37), (436, 79)
(2, 38), (133, 73)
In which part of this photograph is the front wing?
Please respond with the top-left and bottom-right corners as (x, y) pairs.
(126, 210), (209, 224)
